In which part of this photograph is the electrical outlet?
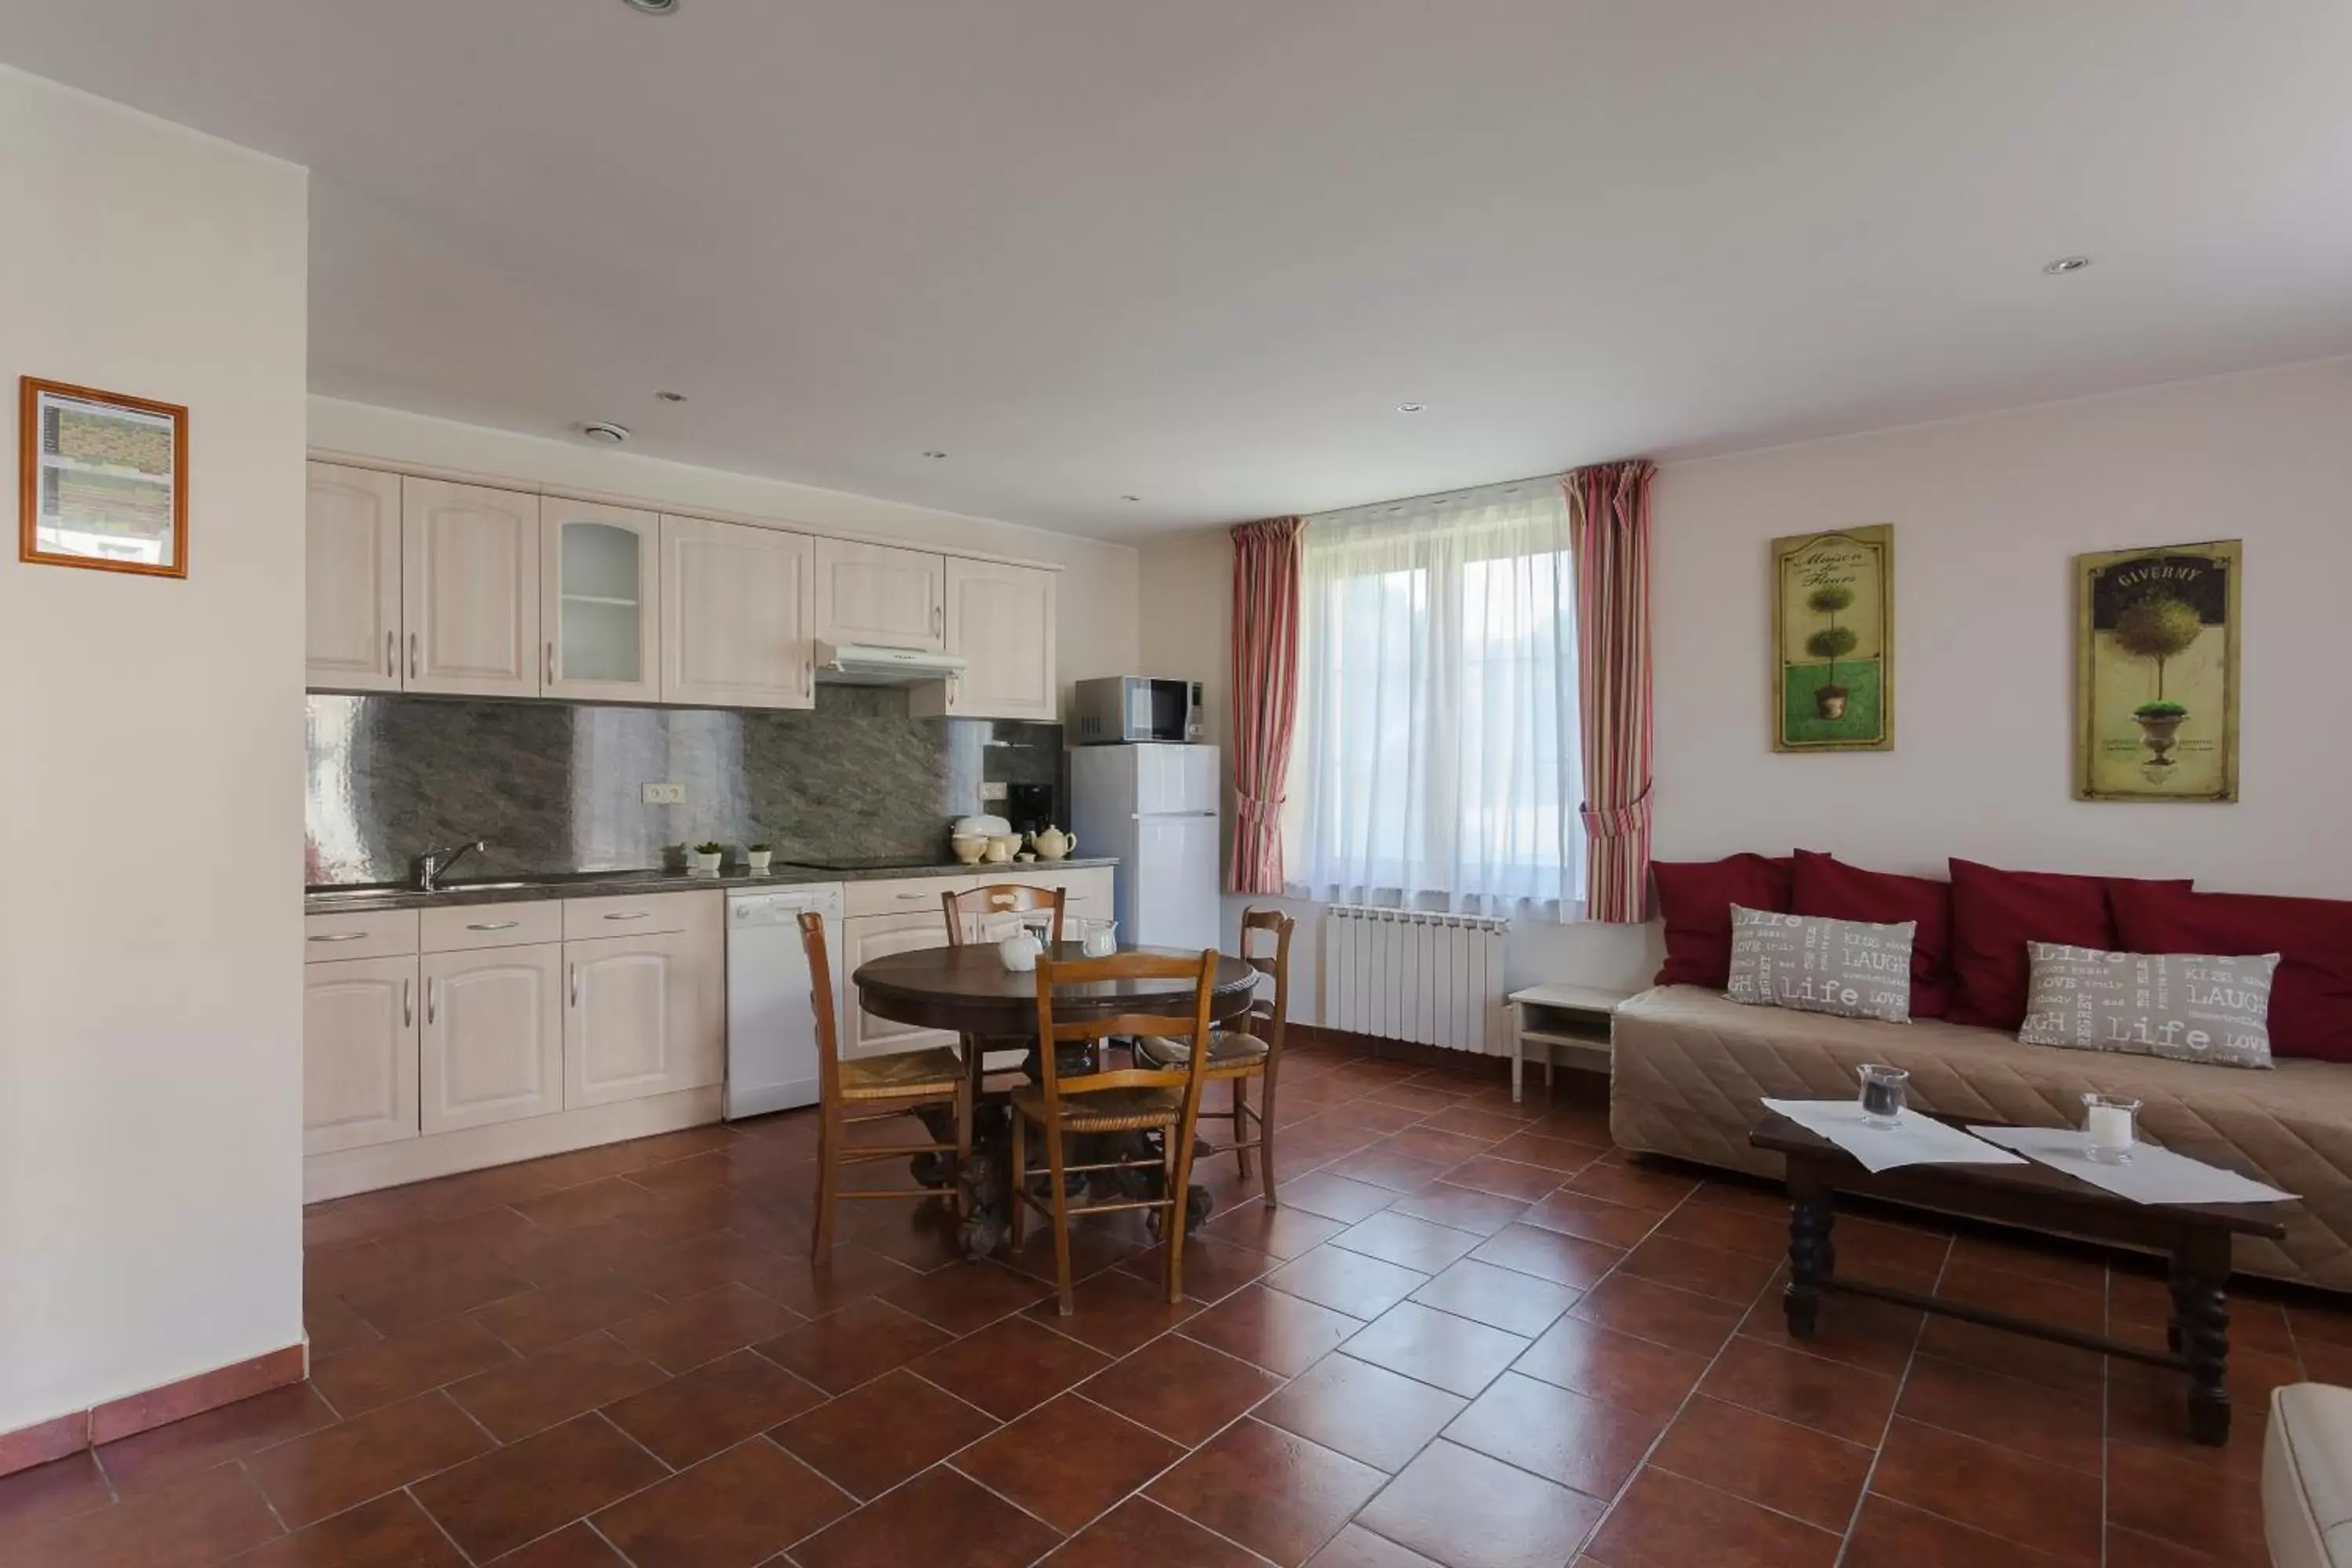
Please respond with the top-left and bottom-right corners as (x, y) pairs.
(641, 782), (685, 805)
(978, 781), (1007, 803)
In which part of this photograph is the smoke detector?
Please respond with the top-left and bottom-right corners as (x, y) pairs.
(581, 421), (631, 445)
(623, 0), (679, 15)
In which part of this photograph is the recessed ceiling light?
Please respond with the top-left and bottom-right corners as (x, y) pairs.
(654, 390), (686, 403)
(921, 450), (948, 459)
(1397, 402), (1427, 413)
(2043, 255), (2092, 274)
(581, 421), (630, 445)
(622, 0), (679, 15)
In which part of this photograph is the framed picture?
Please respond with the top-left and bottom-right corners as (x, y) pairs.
(2075, 539), (2241, 802)
(1772, 523), (1893, 751)
(18, 376), (188, 578)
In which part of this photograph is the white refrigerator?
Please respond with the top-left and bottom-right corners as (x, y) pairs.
(1069, 743), (1223, 953)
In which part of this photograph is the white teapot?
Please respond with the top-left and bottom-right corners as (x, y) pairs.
(1029, 826), (1076, 861)
(998, 927), (1044, 972)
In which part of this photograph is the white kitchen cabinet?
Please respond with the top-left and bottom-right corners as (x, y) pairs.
(839, 909), (963, 1059)
(419, 943), (564, 1133)
(563, 930), (723, 1107)
(813, 539), (945, 652)
(305, 463), (405, 692)
(543, 502), (661, 703)
(912, 558), (1058, 720)
(403, 478), (543, 698)
(659, 516), (815, 710)
(303, 955), (419, 1156)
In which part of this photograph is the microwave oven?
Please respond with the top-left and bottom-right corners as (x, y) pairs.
(1069, 677), (1206, 744)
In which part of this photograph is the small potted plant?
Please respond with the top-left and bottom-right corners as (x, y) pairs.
(690, 841), (724, 874)
(746, 841), (773, 874)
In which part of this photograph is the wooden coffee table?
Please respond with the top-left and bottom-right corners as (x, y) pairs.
(1751, 1112), (2289, 1445)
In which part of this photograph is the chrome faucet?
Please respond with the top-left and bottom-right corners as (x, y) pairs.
(412, 840), (487, 892)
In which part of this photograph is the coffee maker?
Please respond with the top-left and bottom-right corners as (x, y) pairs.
(1002, 782), (1059, 840)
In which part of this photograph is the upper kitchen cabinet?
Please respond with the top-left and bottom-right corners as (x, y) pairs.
(813, 538), (945, 652)
(305, 463), (405, 692)
(659, 516), (815, 710)
(542, 502), (660, 703)
(402, 478), (543, 698)
(912, 558), (1058, 720)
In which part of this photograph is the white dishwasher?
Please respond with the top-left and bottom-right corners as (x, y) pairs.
(724, 884), (845, 1120)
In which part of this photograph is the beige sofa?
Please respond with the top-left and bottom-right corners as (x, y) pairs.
(1610, 985), (2352, 1291)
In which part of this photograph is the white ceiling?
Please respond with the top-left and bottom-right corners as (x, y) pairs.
(4, 2), (2350, 541)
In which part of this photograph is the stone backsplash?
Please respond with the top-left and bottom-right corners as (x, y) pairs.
(306, 687), (1062, 886)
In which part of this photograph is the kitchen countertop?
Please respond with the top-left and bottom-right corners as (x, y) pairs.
(305, 857), (1120, 914)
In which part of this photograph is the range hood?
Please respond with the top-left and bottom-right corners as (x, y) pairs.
(813, 640), (967, 685)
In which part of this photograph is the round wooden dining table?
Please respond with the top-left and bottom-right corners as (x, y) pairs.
(850, 942), (1260, 1257)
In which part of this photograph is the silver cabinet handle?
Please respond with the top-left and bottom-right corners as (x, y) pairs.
(545, 641), (555, 688)
(932, 600), (942, 637)
(308, 931), (368, 943)
(408, 632), (419, 678)
(895, 891), (927, 901)
(569, 963), (580, 1007)
(402, 978), (414, 1028)
(387, 630), (397, 678)
(603, 911), (649, 921)
(465, 920), (521, 931)
(426, 978), (440, 1025)
(804, 660), (814, 698)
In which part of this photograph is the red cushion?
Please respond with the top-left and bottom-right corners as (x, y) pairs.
(1790, 850), (1952, 1017)
(1944, 859), (2191, 1031)
(2111, 885), (2352, 1062)
(1653, 855), (1793, 989)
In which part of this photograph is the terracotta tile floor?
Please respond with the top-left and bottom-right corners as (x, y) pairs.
(6, 1039), (2324, 1566)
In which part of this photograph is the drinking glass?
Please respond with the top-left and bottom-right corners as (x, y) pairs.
(2082, 1093), (2141, 1165)
(1856, 1064), (1909, 1128)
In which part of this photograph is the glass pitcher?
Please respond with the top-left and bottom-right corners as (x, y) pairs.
(1079, 916), (1119, 958)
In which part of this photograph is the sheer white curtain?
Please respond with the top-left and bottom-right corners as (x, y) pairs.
(1283, 479), (1584, 916)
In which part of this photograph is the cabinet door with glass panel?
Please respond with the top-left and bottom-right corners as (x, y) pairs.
(541, 503), (662, 703)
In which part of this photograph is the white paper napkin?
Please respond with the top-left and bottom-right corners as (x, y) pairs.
(1968, 1125), (2296, 1206)
(1760, 1098), (2026, 1174)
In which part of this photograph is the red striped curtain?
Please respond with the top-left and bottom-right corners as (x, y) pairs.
(1229, 517), (1305, 895)
(1566, 462), (1657, 923)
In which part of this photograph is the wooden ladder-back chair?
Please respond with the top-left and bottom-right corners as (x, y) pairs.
(1134, 906), (1294, 1205)
(1014, 949), (1220, 1315)
(800, 911), (971, 1259)
(941, 882), (1067, 949)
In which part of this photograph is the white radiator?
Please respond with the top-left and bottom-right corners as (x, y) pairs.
(1325, 906), (1510, 1054)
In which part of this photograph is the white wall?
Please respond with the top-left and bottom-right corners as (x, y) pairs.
(308, 399), (1143, 695)
(0, 69), (309, 1432)
(1141, 356), (2352, 1024)
(1653, 355), (2352, 893)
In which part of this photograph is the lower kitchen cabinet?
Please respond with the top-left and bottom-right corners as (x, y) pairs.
(564, 930), (723, 1107)
(302, 956), (419, 1156)
(419, 943), (564, 1134)
(839, 909), (963, 1059)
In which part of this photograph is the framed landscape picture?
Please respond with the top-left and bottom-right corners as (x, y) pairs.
(1772, 523), (1893, 752)
(2075, 539), (2240, 802)
(18, 376), (188, 578)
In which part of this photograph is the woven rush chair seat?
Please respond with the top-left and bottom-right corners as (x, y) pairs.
(839, 1047), (967, 1102)
(1011, 1083), (1185, 1133)
(1133, 1030), (1271, 1071)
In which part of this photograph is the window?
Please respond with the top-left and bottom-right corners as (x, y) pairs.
(1284, 481), (1584, 915)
